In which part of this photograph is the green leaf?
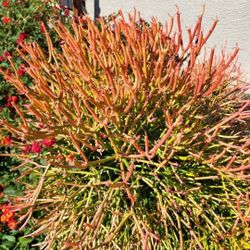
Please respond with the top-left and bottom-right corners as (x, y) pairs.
(18, 237), (33, 246)
(3, 185), (18, 196)
(10, 230), (19, 236)
(2, 235), (16, 243)
(0, 245), (10, 250)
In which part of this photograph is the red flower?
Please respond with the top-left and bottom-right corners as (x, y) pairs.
(5, 102), (11, 108)
(4, 94), (18, 108)
(7, 95), (18, 103)
(0, 55), (5, 62)
(17, 67), (25, 76)
(0, 207), (14, 220)
(64, 9), (70, 17)
(0, 206), (17, 230)
(2, 17), (10, 24)
(19, 33), (27, 40)
(23, 145), (32, 154)
(2, 1), (10, 7)
(67, 154), (75, 163)
(17, 32), (28, 45)
(7, 219), (16, 230)
(31, 141), (42, 153)
(42, 138), (55, 148)
(38, 123), (45, 129)
(4, 68), (11, 80)
(12, 96), (18, 103)
(100, 133), (107, 139)
(0, 214), (7, 223)
(3, 51), (10, 57)
(1, 136), (12, 145)
(17, 39), (22, 45)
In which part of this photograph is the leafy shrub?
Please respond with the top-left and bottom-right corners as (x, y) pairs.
(0, 0), (70, 180)
(1, 10), (250, 249)
(0, 0), (70, 247)
(0, 0), (70, 118)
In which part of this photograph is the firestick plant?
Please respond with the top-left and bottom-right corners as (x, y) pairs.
(1, 9), (250, 250)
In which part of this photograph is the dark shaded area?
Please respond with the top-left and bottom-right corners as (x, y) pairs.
(60, 0), (87, 15)
(94, 0), (100, 19)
